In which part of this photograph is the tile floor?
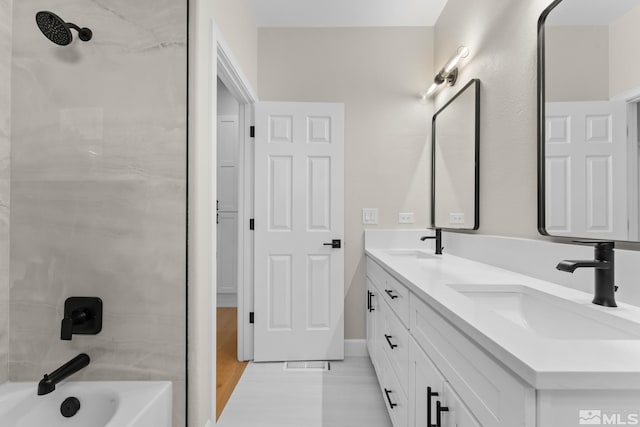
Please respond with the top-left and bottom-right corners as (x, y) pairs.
(217, 356), (393, 427)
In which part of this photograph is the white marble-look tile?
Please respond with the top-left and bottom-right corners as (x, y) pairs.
(9, 1), (187, 426)
(218, 357), (393, 427)
(0, 0), (11, 385)
(10, 0), (186, 182)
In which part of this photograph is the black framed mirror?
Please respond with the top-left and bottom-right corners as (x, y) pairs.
(538, 0), (640, 241)
(431, 78), (480, 230)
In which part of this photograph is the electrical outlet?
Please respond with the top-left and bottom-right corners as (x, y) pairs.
(449, 213), (465, 224)
(398, 212), (415, 224)
(362, 208), (378, 225)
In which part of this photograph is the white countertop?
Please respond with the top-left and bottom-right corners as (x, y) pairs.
(365, 230), (640, 390)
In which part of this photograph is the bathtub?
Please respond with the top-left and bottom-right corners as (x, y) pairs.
(0, 381), (172, 427)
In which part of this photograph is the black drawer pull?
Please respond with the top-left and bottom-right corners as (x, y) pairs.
(427, 386), (439, 426)
(384, 334), (398, 349)
(384, 388), (397, 409)
(436, 400), (449, 427)
(385, 289), (398, 299)
(367, 291), (375, 312)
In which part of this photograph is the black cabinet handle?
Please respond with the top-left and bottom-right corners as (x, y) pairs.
(436, 400), (449, 427)
(384, 334), (398, 349)
(367, 291), (375, 312)
(323, 239), (341, 249)
(427, 386), (439, 427)
(384, 388), (397, 409)
(385, 289), (398, 299)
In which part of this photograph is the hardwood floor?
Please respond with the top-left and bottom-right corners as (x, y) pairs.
(217, 307), (249, 420)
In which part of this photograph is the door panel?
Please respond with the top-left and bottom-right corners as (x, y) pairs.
(546, 101), (627, 239)
(254, 102), (344, 362)
(216, 116), (239, 297)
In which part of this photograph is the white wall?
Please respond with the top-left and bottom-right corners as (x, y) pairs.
(258, 27), (434, 339)
(545, 26), (609, 102)
(213, 0), (258, 92)
(190, 1), (258, 425)
(434, 0), (553, 239)
(610, 3), (640, 98)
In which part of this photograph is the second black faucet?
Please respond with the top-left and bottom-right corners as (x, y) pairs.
(420, 228), (443, 255)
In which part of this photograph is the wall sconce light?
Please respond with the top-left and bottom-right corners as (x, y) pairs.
(420, 46), (469, 101)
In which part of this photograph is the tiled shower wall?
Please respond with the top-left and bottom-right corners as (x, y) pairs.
(9, 1), (186, 425)
(0, 0), (11, 385)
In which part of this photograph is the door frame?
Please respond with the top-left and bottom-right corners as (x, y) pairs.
(215, 30), (257, 364)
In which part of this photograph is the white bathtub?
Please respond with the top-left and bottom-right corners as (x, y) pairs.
(0, 381), (172, 427)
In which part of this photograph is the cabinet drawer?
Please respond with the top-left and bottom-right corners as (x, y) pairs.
(410, 293), (534, 427)
(381, 300), (409, 395)
(366, 257), (386, 289)
(377, 345), (408, 427)
(381, 273), (409, 327)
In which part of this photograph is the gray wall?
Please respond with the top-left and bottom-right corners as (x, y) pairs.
(258, 27), (434, 339)
(0, 0), (11, 385)
(434, 0), (551, 239)
(9, 1), (186, 426)
(545, 26), (609, 102)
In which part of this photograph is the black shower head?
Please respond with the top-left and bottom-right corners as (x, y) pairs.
(35, 11), (93, 46)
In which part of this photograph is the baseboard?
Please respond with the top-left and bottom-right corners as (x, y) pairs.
(345, 339), (368, 357)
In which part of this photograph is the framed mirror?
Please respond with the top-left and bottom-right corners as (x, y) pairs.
(431, 79), (480, 230)
(539, 0), (640, 241)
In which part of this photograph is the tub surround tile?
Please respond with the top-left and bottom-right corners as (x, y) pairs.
(9, 0), (186, 424)
(0, 0), (10, 385)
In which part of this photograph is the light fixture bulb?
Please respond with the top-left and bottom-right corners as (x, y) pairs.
(419, 83), (439, 102)
(443, 45), (470, 74)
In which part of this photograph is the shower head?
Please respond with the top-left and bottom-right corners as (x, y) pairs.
(35, 11), (93, 46)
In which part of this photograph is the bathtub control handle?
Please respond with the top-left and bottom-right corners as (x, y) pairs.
(60, 297), (103, 341)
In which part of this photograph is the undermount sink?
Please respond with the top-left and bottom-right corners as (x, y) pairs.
(448, 284), (640, 340)
(384, 249), (435, 259)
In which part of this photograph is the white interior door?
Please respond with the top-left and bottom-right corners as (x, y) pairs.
(254, 102), (344, 362)
(545, 101), (627, 240)
(217, 116), (239, 297)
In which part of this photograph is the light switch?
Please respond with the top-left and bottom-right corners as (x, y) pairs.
(362, 208), (378, 225)
(398, 212), (415, 224)
(449, 213), (465, 224)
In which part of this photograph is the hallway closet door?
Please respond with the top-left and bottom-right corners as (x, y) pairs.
(217, 116), (239, 301)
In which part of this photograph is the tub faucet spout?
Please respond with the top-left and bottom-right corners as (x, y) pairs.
(37, 353), (90, 395)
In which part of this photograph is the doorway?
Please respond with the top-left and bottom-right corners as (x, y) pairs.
(215, 77), (248, 419)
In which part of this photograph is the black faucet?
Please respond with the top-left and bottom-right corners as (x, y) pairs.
(556, 241), (617, 307)
(420, 228), (442, 255)
(37, 353), (90, 395)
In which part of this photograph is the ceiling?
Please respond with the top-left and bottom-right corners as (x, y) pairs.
(546, 0), (640, 25)
(249, 0), (449, 27)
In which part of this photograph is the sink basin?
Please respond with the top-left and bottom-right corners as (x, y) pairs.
(384, 249), (435, 259)
(448, 284), (640, 340)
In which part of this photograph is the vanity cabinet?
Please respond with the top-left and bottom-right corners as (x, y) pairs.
(366, 256), (535, 427)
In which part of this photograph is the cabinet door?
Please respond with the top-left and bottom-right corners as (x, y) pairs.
(366, 279), (378, 366)
(409, 338), (445, 427)
(441, 383), (481, 427)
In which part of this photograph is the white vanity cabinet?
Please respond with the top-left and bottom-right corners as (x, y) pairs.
(366, 255), (535, 427)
